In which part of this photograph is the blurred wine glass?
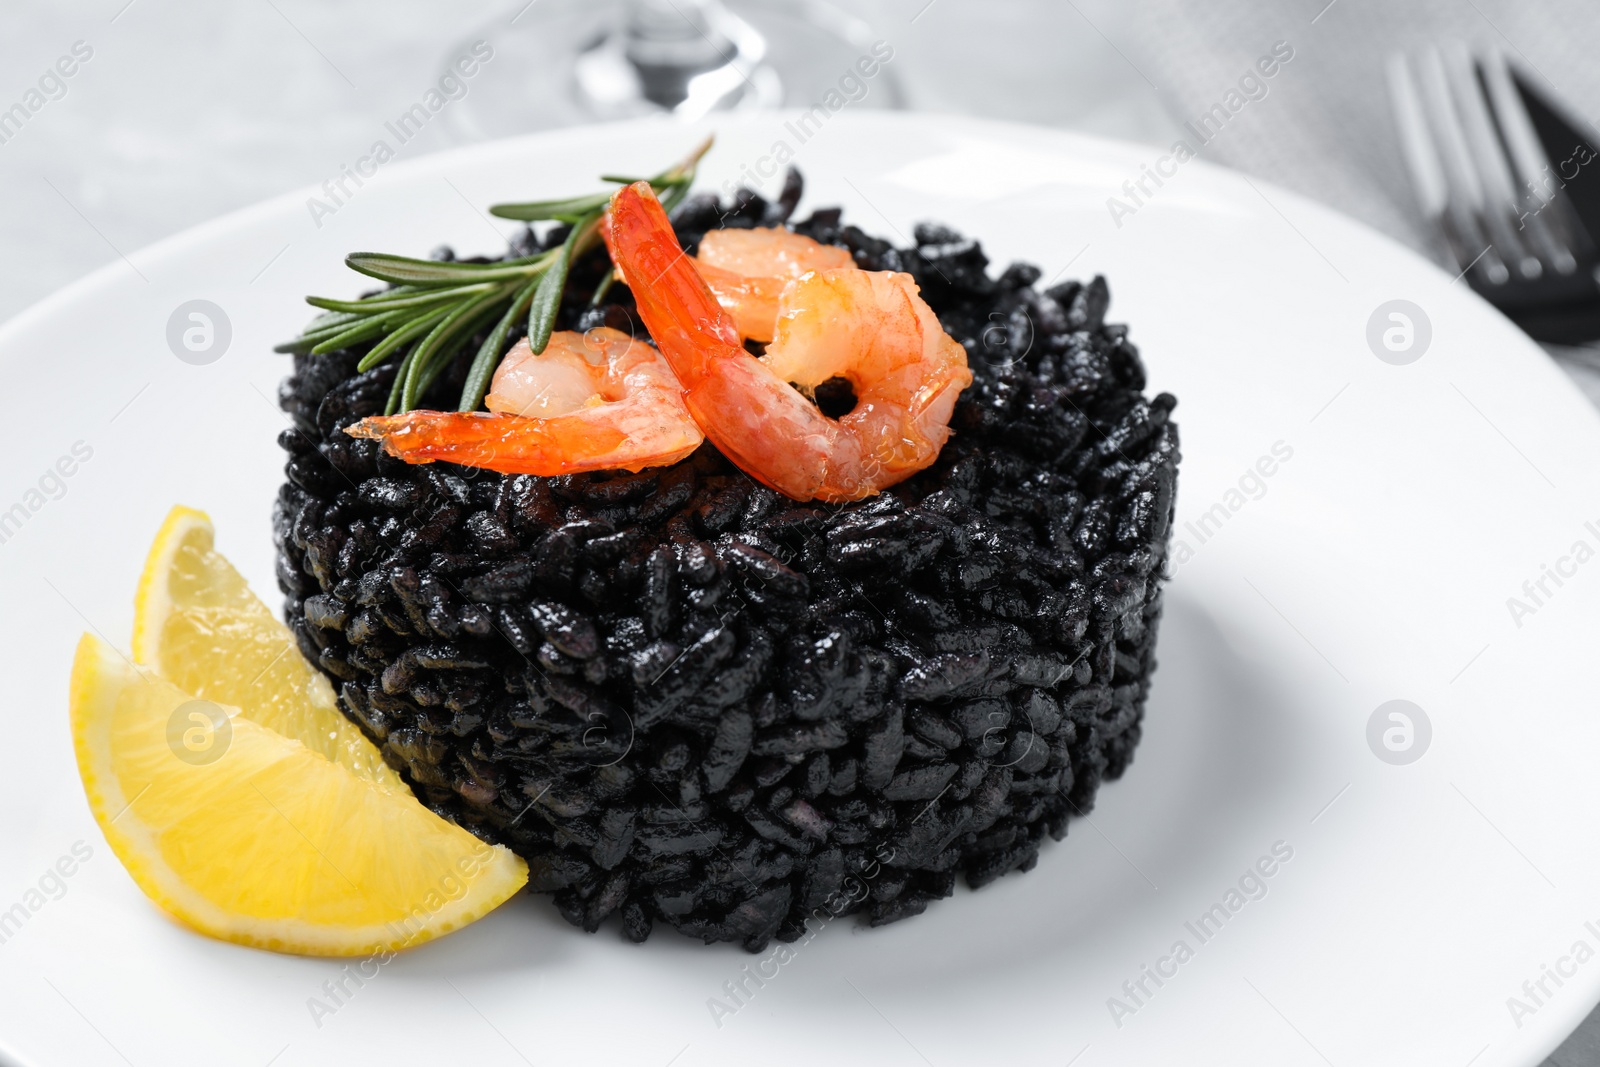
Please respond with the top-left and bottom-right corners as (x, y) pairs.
(445, 0), (905, 139)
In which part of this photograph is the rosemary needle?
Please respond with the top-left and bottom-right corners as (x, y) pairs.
(276, 135), (714, 415)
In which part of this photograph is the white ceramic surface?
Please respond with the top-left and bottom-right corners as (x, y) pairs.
(2, 112), (1598, 1067)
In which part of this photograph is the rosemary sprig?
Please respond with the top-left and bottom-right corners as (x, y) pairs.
(275, 135), (713, 414)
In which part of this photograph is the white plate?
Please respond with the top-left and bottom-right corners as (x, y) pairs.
(2, 112), (1598, 1067)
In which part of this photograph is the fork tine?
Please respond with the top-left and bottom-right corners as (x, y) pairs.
(1442, 43), (1542, 280)
(1387, 51), (1450, 221)
(1391, 48), (1600, 341)
(1388, 51), (1495, 280)
(1478, 48), (1580, 274)
(1414, 46), (1511, 284)
(1479, 50), (1557, 207)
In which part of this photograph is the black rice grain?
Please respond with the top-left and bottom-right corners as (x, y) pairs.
(275, 169), (1179, 950)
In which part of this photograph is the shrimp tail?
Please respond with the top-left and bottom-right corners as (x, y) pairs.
(346, 411), (634, 476)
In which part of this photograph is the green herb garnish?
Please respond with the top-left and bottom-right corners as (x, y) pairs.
(275, 136), (713, 414)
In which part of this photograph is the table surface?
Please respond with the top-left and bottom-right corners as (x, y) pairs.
(1, 2), (1594, 1064)
(0, 0), (1179, 324)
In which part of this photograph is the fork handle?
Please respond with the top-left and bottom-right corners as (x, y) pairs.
(1501, 301), (1600, 345)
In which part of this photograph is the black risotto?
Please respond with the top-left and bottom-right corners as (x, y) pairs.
(275, 172), (1180, 950)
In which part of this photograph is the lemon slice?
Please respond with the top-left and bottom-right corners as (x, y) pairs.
(70, 633), (527, 955)
(132, 505), (402, 790)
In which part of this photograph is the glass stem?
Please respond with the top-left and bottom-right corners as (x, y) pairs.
(622, 0), (740, 109)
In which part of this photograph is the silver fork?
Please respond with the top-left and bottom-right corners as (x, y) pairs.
(1387, 44), (1600, 342)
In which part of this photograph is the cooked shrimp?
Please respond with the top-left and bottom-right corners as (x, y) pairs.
(605, 182), (972, 503)
(344, 328), (703, 476)
(693, 228), (855, 343)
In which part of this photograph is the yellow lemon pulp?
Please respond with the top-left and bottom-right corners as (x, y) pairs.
(69, 507), (526, 956)
(131, 504), (402, 790)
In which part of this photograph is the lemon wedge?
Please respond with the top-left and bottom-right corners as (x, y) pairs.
(69, 508), (527, 956)
(132, 505), (401, 789)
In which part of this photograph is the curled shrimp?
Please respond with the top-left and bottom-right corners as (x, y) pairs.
(605, 182), (972, 503)
(344, 327), (703, 476)
(692, 228), (855, 343)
